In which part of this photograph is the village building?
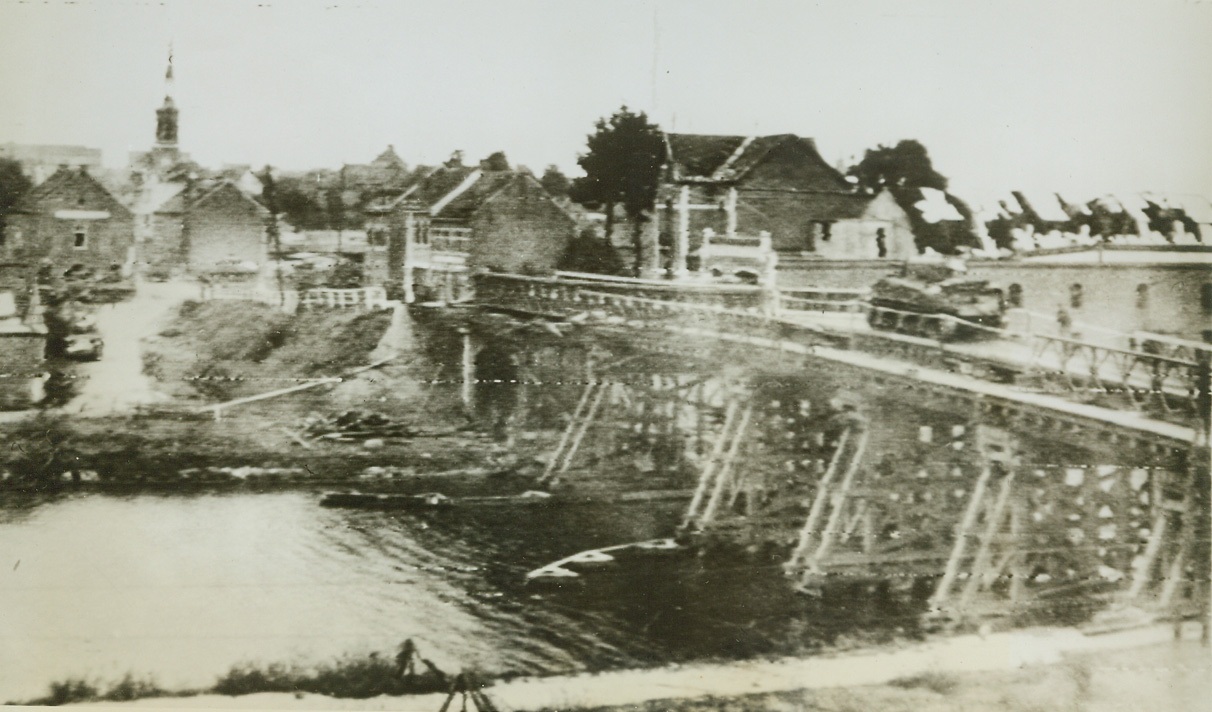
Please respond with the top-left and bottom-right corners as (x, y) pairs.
(2, 165), (135, 279)
(373, 155), (576, 302)
(144, 180), (270, 275)
(635, 133), (916, 278)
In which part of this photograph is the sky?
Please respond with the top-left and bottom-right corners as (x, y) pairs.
(1, 0), (1210, 206)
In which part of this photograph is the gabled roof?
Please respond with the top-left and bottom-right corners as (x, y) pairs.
(398, 167), (561, 222)
(406, 165), (480, 210)
(370, 145), (405, 170)
(16, 165), (131, 217)
(435, 171), (517, 220)
(155, 179), (268, 216)
(663, 132), (842, 186)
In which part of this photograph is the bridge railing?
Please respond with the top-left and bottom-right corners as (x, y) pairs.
(200, 283), (299, 314)
(301, 287), (389, 310)
(474, 272), (1206, 418)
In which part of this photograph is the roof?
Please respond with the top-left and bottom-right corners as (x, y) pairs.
(665, 134), (748, 180)
(795, 192), (873, 220)
(407, 165), (480, 210)
(435, 171), (520, 220)
(16, 165), (131, 217)
(663, 133), (840, 185)
(135, 181), (187, 214)
(370, 145), (405, 170)
(155, 179), (268, 216)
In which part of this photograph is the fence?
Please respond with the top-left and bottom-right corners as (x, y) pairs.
(301, 287), (389, 310)
(200, 283), (298, 314)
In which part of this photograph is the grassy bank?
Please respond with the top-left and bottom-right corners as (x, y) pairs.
(15, 652), (453, 705)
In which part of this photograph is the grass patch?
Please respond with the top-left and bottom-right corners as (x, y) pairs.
(888, 671), (960, 694)
(17, 674), (177, 706)
(212, 653), (449, 699)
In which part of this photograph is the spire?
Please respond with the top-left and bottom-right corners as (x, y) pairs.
(156, 43), (179, 148)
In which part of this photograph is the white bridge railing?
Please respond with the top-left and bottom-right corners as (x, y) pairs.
(301, 287), (389, 310)
(200, 283), (299, 313)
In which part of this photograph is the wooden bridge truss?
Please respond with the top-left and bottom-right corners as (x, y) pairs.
(467, 274), (1208, 624)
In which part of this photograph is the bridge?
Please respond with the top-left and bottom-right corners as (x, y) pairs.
(456, 271), (1210, 630)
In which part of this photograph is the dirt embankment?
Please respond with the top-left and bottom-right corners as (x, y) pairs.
(1, 300), (547, 488)
(142, 300), (393, 402)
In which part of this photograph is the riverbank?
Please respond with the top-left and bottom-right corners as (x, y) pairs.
(52, 623), (1209, 710)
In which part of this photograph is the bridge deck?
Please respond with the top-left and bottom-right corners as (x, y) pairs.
(672, 320), (1194, 447)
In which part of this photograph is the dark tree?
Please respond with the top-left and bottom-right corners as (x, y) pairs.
(557, 227), (625, 276)
(273, 177), (328, 231)
(847, 139), (948, 193)
(569, 106), (665, 274)
(258, 166), (288, 303)
(479, 151), (511, 172)
(0, 158), (33, 235)
(540, 165), (571, 198)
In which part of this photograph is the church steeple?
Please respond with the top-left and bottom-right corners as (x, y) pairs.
(155, 45), (178, 147)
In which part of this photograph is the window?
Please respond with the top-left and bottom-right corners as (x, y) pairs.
(1202, 283), (1212, 314)
(1008, 283), (1023, 308)
(1135, 284), (1149, 310)
(818, 221), (833, 242)
(1069, 283), (1083, 309)
(72, 223), (88, 250)
(875, 228), (887, 258)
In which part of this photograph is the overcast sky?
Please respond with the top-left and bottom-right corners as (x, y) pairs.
(1, 0), (1210, 204)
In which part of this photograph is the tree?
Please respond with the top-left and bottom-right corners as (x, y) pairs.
(258, 166), (287, 304)
(0, 158), (33, 236)
(540, 165), (570, 198)
(479, 151), (511, 171)
(558, 227), (625, 276)
(273, 177), (328, 231)
(569, 106), (666, 275)
(846, 139), (948, 193)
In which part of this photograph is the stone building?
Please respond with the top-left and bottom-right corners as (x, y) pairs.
(372, 156), (575, 302)
(148, 180), (269, 274)
(2, 166), (135, 278)
(634, 133), (916, 277)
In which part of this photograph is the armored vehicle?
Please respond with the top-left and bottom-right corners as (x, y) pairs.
(867, 260), (1005, 340)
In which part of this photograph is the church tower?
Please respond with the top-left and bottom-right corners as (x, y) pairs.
(154, 48), (179, 148)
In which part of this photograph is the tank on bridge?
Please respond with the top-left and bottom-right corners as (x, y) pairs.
(867, 259), (1006, 340)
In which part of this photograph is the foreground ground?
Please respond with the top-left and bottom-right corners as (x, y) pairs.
(55, 624), (1209, 711)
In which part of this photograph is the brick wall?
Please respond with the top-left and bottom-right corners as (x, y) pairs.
(185, 186), (267, 272)
(143, 213), (185, 273)
(468, 177), (575, 274)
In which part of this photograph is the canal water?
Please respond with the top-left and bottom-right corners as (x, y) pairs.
(0, 318), (963, 701)
(0, 490), (920, 701)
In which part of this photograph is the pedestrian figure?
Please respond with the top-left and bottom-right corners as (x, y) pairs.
(394, 638), (417, 680)
(1056, 305), (1072, 337)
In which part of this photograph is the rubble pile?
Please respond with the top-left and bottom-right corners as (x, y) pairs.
(299, 410), (415, 442)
